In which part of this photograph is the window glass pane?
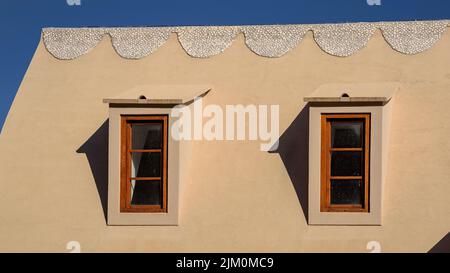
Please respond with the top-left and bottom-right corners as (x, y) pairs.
(130, 180), (161, 205)
(331, 152), (362, 176)
(131, 152), (161, 178)
(330, 180), (363, 205)
(331, 121), (363, 148)
(132, 123), (162, 150)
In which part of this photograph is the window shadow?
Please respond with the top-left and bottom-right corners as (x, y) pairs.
(429, 232), (450, 253)
(269, 104), (309, 223)
(76, 119), (109, 223)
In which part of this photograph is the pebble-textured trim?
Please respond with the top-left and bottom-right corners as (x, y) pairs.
(380, 20), (449, 55)
(177, 26), (240, 58)
(312, 22), (376, 57)
(42, 20), (449, 60)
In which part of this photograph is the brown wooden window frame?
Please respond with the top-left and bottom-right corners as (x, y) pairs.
(320, 113), (370, 213)
(120, 115), (168, 213)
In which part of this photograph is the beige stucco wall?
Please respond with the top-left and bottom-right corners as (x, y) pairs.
(0, 29), (449, 252)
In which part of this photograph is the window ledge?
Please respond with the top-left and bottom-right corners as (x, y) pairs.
(304, 96), (390, 103)
(103, 84), (212, 105)
(304, 82), (399, 105)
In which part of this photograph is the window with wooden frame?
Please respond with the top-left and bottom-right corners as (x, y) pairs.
(320, 113), (370, 212)
(120, 115), (168, 213)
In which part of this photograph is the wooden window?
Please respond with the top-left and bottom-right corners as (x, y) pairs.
(120, 115), (168, 213)
(320, 114), (370, 212)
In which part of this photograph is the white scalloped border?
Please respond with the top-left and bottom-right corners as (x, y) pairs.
(42, 20), (450, 60)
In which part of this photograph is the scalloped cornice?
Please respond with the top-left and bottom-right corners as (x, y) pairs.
(42, 20), (450, 60)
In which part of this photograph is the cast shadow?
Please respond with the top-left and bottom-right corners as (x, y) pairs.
(76, 119), (109, 223)
(269, 104), (310, 223)
(429, 232), (450, 253)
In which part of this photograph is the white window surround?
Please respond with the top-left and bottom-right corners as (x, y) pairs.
(104, 85), (211, 226)
(305, 83), (396, 226)
(107, 107), (179, 225)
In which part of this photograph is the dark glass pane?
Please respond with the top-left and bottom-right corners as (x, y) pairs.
(131, 152), (161, 178)
(331, 121), (363, 148)
(330, 180), (363, 205)
(331, 152), (362, 176)
(132, 123), (162, 149)
(131, 180), (161, 205)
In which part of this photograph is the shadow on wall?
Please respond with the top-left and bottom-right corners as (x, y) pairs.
(76, 119), (109, 223)
(429, 232), (450, 253)
(269, 104), (310, 223)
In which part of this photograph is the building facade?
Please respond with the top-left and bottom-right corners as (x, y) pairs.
(0, 20), (449, 252)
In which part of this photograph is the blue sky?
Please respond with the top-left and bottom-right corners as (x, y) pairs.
(1, 0), (449, 132)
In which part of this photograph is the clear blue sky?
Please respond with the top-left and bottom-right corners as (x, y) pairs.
(1, 0), (449, 132)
